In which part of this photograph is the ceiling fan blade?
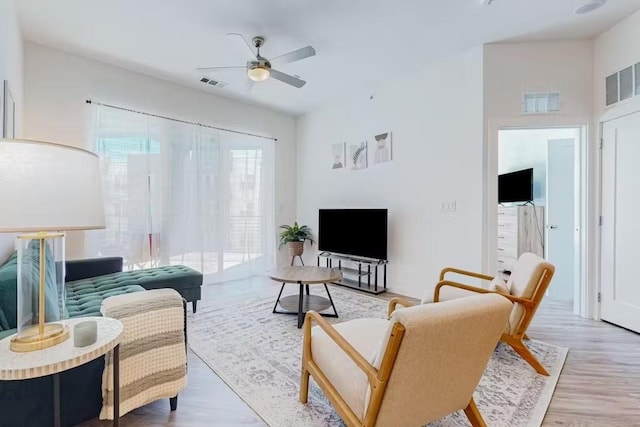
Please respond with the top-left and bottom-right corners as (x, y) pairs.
(270, 69), (306, 88)
(242, 78), (255, 93)
(225, 32), (257, 58)
(197, 66), (246, 71)
(270, 46), (316, 64)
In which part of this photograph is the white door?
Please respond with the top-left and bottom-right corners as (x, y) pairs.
(546, 139), (576, 302)
(601, 112), (640, 333)
(545, 138), (576, 301)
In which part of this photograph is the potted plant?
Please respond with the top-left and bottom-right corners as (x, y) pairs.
(279, 222), (315, 257)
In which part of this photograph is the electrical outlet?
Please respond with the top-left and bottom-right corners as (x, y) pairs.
(441, 200), (457, 212)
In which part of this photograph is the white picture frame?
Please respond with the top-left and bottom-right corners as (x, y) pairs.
(350, 142), (368, 170)
(3, 80), (15, 139)
(331, 142), (346, 170)
(372, 132), (392, 164)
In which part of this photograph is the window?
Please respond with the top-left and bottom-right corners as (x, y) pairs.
(89, 106), (275, 283)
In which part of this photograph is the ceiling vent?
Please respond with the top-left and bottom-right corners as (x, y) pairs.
(199, 77), (227, 88)
(522, 92), (560, 114)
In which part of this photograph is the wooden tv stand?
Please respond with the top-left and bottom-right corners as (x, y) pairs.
(317, 252), (387, 295)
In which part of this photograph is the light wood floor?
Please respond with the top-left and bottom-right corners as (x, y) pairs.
(81, 277), (640, 426)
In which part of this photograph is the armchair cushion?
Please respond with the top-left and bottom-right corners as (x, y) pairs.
(311, 318), (389, 419)
(505, 253), (553, 335)
(373, 294), (512, 427)
(506, 253), (548, 298)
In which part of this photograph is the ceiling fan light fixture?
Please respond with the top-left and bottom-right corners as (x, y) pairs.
(248, 65), (270, 82)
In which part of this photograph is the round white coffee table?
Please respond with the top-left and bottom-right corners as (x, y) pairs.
(0, 316), (124, 427)
(269, 266), (342, 328)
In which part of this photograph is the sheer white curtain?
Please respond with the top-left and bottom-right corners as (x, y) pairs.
(87, 105), (275, 283)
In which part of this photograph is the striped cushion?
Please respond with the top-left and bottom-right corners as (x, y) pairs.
(99, 289), (187, 420)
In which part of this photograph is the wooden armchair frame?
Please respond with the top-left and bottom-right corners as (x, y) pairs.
(300, 308), (488, 427)
(388, 264), (553, 376)
(431, 266), (553, 376)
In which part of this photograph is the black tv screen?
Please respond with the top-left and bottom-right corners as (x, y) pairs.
(498, 168), (533, 203)
(318, 209), (388, 260)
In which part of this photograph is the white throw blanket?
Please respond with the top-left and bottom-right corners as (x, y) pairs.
(100, 288), (187, 419)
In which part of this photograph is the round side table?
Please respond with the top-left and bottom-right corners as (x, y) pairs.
(0, 316), (124, 427)
(270, 266), (342, 328)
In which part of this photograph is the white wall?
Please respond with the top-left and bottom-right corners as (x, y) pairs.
(296, 48), (484, 298)
(594, 10), (640, 120)
(23, 42), (297, 262)
(485, 41), (593, 122)
(483, 40), (595, 316)
(0, 0), (24, 263)
(593, 9), (640, 319)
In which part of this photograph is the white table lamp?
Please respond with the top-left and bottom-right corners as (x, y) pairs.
(0, 139), (105, 351)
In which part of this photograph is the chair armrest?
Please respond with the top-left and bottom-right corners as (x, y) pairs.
(387, 297), (415, 319)
(493, 293), (536, 308)
(65, 257), (124, 282)
(435, 280), (533, 308)
(303, 311), (378, 383)
(434, 280), (488, 302)
(439, 267), (494, 282)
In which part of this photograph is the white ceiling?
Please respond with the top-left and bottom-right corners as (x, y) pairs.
(16, 0), (640, 116)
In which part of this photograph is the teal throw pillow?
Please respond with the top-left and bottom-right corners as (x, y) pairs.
(0, 252), (18, 330)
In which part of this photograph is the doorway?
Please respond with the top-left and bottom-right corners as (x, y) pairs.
(498, 127), (585, 311)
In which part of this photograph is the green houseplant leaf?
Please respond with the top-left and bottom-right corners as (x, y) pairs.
(278, 222), (315, 249)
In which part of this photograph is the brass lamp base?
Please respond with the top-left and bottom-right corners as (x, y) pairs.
(10, 323), (70, 352)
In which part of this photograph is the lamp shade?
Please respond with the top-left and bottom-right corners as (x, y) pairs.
(0, 139), (105, 232)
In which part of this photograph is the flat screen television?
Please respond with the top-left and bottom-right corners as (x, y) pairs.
(318, 209), (388, 260)
(498, 168), (533, 203)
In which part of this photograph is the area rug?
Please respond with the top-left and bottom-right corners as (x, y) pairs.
(188, 286), (567, 427)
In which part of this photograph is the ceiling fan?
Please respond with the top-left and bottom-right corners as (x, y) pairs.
(197, 34), (316, 89)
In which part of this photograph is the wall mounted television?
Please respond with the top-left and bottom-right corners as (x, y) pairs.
(318, 209), (388, 260)
(498, 168), (533, 203)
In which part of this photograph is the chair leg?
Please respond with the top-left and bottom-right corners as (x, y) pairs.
(463, 398), (486, 427)
(192, 300), (197, 313)
(507, 339), (550, 376)
(170, 395), (178, 411)
(299, 368), (310, 404)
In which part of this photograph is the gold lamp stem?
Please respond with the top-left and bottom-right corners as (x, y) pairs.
(10, 232), (70, 352)
(39, 237), (46, 336)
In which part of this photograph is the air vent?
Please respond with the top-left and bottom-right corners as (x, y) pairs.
(522, 92), (560, 114)
(199, 77), (227, 88)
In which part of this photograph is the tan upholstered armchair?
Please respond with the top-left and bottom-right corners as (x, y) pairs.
(300, 293), (512, 427)
(396, 252), (555, 376)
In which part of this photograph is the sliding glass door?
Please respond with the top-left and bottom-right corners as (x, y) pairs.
(88, 106), (275, 283)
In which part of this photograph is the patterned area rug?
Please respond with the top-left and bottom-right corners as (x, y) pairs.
(188, 286), (567, 427)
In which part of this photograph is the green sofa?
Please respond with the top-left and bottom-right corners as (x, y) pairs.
(0, 252), (202, 427)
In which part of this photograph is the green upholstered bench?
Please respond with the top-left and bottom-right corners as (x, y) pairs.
(66, 264), (203, 313)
